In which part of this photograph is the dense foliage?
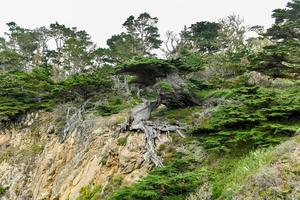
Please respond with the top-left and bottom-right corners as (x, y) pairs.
(191, 86), (300, 151)
(0, 1), (299, 199)
(109, 154), (205, 200)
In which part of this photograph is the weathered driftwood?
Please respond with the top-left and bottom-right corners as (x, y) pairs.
(60, 100), (93, 143)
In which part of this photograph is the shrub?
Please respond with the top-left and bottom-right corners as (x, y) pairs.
(191, 86), (300, 152)
(0, 68), (55, 122)
(96, 96), (127, 117)
(109, 157), (205, 200)
(77, 185), (102, 200)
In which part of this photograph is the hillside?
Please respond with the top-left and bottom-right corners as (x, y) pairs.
(0, 1), (300, 199)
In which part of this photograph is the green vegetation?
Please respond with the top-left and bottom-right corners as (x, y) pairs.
(191, 86), (300, 152)
(0, 186), (6, 196)
(117, 136), (128, 146)
(151, 106), (202, 125)
(0, 1), (300, 200)
(109, 158), (205, 200)
(95, 96), (128, 117)
(0, 149), (13, 162)
(0, 68), (54, 122)
(157, 81), (175, 92)
(0, 66), (114, 124)
(77, 185), (102, 200)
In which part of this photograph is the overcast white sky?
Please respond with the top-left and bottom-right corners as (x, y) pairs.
(0, 0), (289, 47)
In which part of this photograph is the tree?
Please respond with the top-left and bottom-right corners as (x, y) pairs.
(33, 26), (51, 65)
(0, 50), (24, 71)
(105, 33), (141, 64)
(218, 14), (250, 52)
(266, 0), (300, 41)
(5, 22), (39, 70)
(181, 21), (221, 53)
(161, 31), (182, 59)
(123, 13), (162, 55)
(62, 30), (94, 73)
(250, 0), (300, 78)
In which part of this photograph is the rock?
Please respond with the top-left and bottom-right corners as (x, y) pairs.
(46, 125), (56, 134)
(0, 112), (165, 200)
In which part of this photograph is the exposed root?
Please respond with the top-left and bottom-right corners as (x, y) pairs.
(121, 99), (186, 167)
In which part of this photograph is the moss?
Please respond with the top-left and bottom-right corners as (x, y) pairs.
(101, 155), (108, 166)
(157, 81), (175, 93)
(117, 136), (128, 146)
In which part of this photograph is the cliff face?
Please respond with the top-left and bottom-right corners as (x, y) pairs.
(0, 111), (171, 200)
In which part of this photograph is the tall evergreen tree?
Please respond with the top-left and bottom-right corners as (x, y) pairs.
(123, 13), (162, 55)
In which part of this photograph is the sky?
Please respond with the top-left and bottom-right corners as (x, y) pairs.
(0, 0), (290, 47)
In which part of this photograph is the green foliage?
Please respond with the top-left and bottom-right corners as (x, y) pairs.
(106, 33), (142, 64)
(0, 50), (24, 71)
(123, 12), (162, 55)
(157, 81), (175, 93)
(55, 66), (113, 101)
(202, 147), (275, 199)
(103, 175), (125, 197)
(96, 96), (128, 117)
(250, 0), (300, 78)
(170, 50), (205, 73)
(0, 66), (114, 124)
(109, 158), (204, 200)
(77, 185), (102, 200)
(0, 67), (55, 122)
(118, 57), (176, 75)
(250, 41), (300, 78)
(117, 57), (176, 86)
(151, 106), (202, 126)
(182, 21), (221, 53)
(0, 186), (6, 196)
(117, 136), (128, 146)
(191, 86), (300, 151)
(206, 135), (300, 199)
(266, 0), (300, 41)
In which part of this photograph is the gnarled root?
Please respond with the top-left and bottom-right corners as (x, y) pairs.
(120, 99), (186, 167)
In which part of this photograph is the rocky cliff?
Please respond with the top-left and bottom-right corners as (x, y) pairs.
(0, 110), (171, 200)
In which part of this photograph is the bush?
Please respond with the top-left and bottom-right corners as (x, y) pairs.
(77, 185), (102, 200)
(0, 68), (55, 122)
(191, 86), (300, 152)
(109, 157), (205, 200)
(96, 96), (128, 117)
(0, 66), (115, 125)
(55, 66), (113, 102)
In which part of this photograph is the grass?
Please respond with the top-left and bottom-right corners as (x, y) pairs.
(189, 135), (300, 199)
(209, 148), (275, 199)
